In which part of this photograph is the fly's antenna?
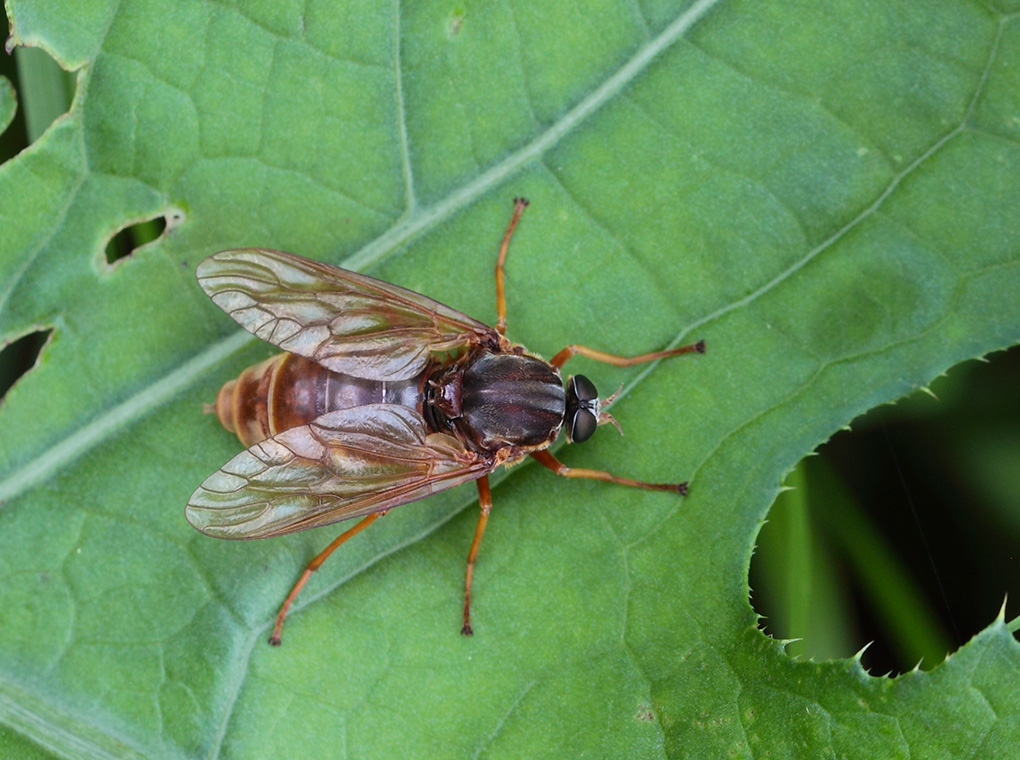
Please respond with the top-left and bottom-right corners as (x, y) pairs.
(598, 384), (625, 435)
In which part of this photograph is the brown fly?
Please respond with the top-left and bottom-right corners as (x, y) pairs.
(186, 198), (705, 644)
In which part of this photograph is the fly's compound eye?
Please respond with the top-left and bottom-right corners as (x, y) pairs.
(568, 408), (598, 443)
(565, 374), (600, 443)
(571, 374), (598, 402)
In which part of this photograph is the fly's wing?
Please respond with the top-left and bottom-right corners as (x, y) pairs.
(197, 248), (499, 381)
(186, 405), (492, 539)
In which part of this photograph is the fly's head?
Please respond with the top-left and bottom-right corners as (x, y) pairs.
(563, 375), (623, 443)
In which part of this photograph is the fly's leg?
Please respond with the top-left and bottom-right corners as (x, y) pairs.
(269, 511), (384, 646)
(550, 339), (705, 369)
(530, 450), (688, 495)
(495, 197), (529, 335)
(461, 476), (493, 636)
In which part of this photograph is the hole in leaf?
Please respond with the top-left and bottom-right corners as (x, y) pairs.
(0, 329), (52, 403)
(0, 10), (27, 163)
(104, 215), (169, 265)
(0, 80), (26, 164)
(750, 344), (1020, 675)
(3, 13), (76, 146)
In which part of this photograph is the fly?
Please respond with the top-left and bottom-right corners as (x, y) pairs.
(186, 198), (705, 644)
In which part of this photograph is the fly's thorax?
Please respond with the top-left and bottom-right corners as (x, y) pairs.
(453, 351), (565, 452)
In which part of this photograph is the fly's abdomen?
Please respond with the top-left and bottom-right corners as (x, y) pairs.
(213, 353), (422, 447)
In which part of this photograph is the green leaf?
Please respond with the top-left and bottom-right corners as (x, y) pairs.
(2, 0), (1019, 758)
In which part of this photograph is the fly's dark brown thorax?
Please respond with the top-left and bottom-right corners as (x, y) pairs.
(425, 350), (565, 453)
(214, 353), (423, 447)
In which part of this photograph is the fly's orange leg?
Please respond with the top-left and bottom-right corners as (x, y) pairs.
(461, 476), (493, 636)
(550, 339), (705, 370)
(495, 197), (529, 335)
(269, 511), (383, 646)
(530, 449), (688, 495)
